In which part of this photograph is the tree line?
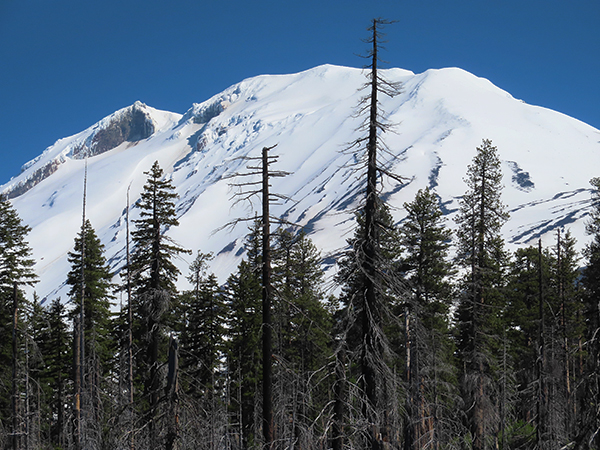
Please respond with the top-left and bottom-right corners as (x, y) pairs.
(2, 18), (600, 450)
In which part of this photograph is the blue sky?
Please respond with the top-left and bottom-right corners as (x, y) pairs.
(1, 0), (598, 186)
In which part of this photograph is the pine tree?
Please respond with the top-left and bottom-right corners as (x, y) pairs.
(0, 195), (37, 443)
(130, 160), (190, 449)
(66, 219), (114, 368)
(398, 187), (458, 450)
(40, 299), (71, 448)
(454, 139), (509, 450)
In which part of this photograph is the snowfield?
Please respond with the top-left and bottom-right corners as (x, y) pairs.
(3, 64), (600, 303)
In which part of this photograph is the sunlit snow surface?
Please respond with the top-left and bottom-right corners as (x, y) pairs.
(3, 65), (600, 303)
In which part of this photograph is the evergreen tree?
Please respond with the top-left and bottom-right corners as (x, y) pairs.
(130, 160), (190, 449)
(398, 187), (458, 450)
(66, 218), (114, 449)
(547, 229), (582, 444)
(0, 195), (37, 440)
(0, 196), (37, 293)
(454, 139), (509, 450)
(226, 224), (263, 450)
(400, 187), (453, 307)
(40, 298), (71, 448)
(271, 229), (332, 447)
(179, 252), (226, 395)
(272, 230), (331, 372)
(505, 245), (552, 448)
(579, 177), (600, 448)
(66, 219), (114, 369)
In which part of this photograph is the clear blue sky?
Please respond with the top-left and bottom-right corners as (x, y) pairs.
(1, 0), (598, 186)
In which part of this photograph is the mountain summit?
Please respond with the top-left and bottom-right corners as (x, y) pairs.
(3, 64), (600, 301)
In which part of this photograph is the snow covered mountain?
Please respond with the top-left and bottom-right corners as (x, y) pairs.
(3, 64), (600, 303)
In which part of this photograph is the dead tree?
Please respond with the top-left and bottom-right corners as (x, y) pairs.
(225, 144), (292, 449)
(73, 152), (88, 450)
(126, 184), (135, 450)
(340, 18), (404, 450)
(537, 239), (549, 450)
(12, 282), (19, 450)
(165, 336), (179, 450)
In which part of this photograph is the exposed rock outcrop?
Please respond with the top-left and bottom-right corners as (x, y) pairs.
(3, 102), (155, 199)
(73, 101), (155, 159)
(5, 158), (64, 199)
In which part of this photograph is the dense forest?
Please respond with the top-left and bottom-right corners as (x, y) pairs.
(2, 19), (600, 450)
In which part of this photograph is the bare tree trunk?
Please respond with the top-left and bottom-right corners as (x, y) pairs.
(537, 239), (548, 450)
(126, 185), (135, 450)
(362, 18), (383, 450)
(262, 145), (275, 449)
(12, 282), (20, 450)
(332, 350), (345, 450)
(404, 304), (415, 450)
(165, 337), (179, 450)
(24, 337), (29, 450)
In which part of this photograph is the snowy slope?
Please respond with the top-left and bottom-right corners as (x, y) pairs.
(3, 64), (600, 303)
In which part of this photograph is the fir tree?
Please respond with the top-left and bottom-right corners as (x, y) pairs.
(505, 245), (552, 448)
(547, 229), (582, 444)
(398, 187), (458, 449)
(226, 224), (263, 450)
(66, 219), (114, 368)
(179, 251), (226, 394)
(454, 139), (509, 450)
(0, 196), (37, 293)
(35, 298), (71, 448)
(130, 160), (190, 449)
(66, 218), (114, 448)
(271, 229), (332, 447)
(0, 195), (37, 439)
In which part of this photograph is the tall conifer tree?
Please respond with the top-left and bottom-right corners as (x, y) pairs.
(66, 218), (114, 447)
(131, 160), (189, 449)
(399, 187), (458, 449)
(454, 139), (509, 450)
(67, 219), (114, 366)
(226, 225), (263, 450)
(180, 252), (226, 394)
(0, 195), (37, 441)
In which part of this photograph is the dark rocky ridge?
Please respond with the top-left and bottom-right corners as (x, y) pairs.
(5, 158), (63, 199)
(4, 103), (155, 199)
(73, 103), (155, 158)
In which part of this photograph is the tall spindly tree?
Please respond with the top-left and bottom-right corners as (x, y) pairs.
(66, 219), (114, 448)
(131, 160), (190, 449)
(0, 195), (37, 449)
(454, 139), (509, 450)
(338, 18), (405, 450)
